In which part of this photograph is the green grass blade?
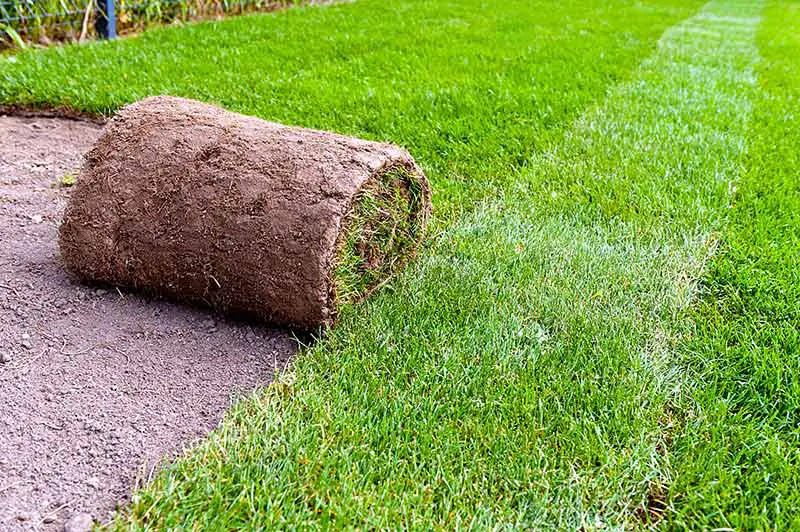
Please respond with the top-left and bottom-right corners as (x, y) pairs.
(1, 24), (26, 48)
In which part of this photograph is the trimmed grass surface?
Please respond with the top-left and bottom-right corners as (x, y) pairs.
(0, 0), (697, 218)
(121, 1), (757, 528)
(3, 0), (799, 529)
(666, 2), (800, 529)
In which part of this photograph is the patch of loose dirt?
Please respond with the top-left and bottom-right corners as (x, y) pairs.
(0, 114), (297, 531)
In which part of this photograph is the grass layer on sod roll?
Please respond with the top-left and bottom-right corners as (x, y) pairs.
(115, 0), (762, 528)
(333, 167), (428, 308)
(0, 0), (699, 220)
(665, 2), (800, 528)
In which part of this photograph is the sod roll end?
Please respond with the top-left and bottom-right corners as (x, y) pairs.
(59, 96), (431, 328)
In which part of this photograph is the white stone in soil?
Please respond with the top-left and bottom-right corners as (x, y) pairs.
(64, 512), (94, 532)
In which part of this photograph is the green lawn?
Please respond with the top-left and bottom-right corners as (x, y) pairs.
(665, 2), (800, 529)
(2, 0), (799, 529)
(0, 0), (696, 220)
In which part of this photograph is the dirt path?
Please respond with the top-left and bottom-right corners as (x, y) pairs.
(0, 115), (297, 531)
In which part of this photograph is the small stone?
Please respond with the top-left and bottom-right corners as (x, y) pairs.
(21, 333), (30, 340)
(0, 352), (11, 363)
(43, 515), (56, 523)
(64, 512), (94, 532)
(21, 340), (32, 350)
(30, 214), (43, 224)
(83, 420), (101, 432)
(86, 476), (101, 488)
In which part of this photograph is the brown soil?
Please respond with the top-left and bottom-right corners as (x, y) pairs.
(60, 96), (431, 329)
(0, 114), (297, 531)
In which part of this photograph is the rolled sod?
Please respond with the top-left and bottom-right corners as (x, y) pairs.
(59, 96), (431, 328)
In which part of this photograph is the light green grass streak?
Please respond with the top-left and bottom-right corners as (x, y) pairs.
(118, 2), (762, 530)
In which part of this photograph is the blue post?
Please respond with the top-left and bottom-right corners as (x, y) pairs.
(95, 0), (116, 39)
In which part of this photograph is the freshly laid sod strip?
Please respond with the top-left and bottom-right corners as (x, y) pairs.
(0, 0), (700, 219)
(666, 1), (800, 528)
(110, 1), (760, 529)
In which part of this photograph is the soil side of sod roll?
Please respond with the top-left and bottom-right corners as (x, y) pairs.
(59, 96), (431, 329)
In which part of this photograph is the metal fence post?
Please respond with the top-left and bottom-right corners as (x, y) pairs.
(95, 0), (116, 39)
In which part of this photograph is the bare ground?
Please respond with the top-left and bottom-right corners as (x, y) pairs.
(0, 114), (297, 531)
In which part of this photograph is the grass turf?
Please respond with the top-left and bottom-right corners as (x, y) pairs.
(3, 0), (798, 528)
(122, 1), (757, 528)
(0, 0), (698, 220)
(665, 2), (800, 529)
